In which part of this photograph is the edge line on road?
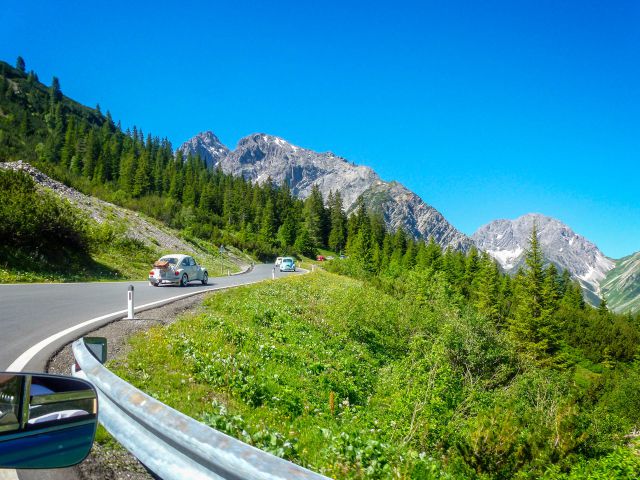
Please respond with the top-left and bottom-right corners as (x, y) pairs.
(7, 279), (265, 372)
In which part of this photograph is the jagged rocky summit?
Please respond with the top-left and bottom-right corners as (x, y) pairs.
(178, 131), (473, 251)
(472, 213), (615, 304)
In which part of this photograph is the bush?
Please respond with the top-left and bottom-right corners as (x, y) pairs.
(0, 168), (89, 254)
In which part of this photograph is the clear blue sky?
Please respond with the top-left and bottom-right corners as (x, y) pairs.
(2, 1), (639, 258)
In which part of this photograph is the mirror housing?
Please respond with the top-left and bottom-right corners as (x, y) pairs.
(83, 337), (108, 364)
(0, 372), (98, 469)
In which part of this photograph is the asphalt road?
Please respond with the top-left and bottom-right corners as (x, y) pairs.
(0, 264), (299, 372)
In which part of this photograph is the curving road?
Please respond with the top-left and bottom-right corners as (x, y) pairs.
(0, 264), (300, 372)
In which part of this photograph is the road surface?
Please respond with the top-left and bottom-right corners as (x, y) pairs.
(0, 264), (299, 372)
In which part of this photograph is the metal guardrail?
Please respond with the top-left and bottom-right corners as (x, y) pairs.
(72, 339), (331, 480)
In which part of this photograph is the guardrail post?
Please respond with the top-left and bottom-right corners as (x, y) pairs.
(272, 267), (275, 279)
(127, 285), (135, 319)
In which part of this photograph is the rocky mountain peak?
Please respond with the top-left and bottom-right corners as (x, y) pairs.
(179, 131), (230, 169)
(472, 213), (615, 303)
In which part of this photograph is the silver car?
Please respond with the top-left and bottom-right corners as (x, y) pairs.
(149, 254), (208, 287)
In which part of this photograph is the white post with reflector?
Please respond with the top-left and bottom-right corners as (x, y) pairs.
(127, 285), (135, 319)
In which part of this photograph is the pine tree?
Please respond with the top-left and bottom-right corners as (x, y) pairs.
(304, 185), (327, 248)
(598, 297), (609, 316)
(561, 280), (585, 310)
(473, 253), (500, 321)
(294, 225), (315, 257)
(16, 56), (26, 73)
(259, 198), (277, 244)
(402, 238), (417, 268)
(510, 224), (560, 363)
(277, 214), (298, 249)
(417, 237), (442, 270)
(82, 130), (99, 179)
(541, 263), (560, 317)
(132, 153), (151, 197)
(50, 76), (62, 103)
(328, 191), (347, 253)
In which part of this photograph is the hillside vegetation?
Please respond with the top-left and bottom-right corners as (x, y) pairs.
(112, 270), (639, 478)
(0, 166), (243, 282)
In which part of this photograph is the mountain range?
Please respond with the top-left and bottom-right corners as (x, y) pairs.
(179, 131), (472, 251)
(179, 131), (639, 313)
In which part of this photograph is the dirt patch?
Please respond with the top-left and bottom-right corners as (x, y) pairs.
(46, 293), (212, 480)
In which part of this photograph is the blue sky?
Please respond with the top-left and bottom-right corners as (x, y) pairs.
(2, 1), (639, 258)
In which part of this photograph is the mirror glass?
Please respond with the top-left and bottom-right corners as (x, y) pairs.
(0, 372), (98, 469)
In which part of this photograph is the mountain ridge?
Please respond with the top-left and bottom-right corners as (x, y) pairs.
(179, 131), (473, 251)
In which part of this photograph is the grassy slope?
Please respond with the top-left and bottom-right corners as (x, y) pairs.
(602, 252), (640, 313)
(109, 270), (640, 479)
(0, 187), (245, 283)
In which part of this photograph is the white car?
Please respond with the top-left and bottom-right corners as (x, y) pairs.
(149, 254), (208, 287)
(279, 257), (296, 272)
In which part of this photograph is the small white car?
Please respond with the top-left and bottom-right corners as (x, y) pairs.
(149, 254), (208, 287)
(279, 257), (296, 272)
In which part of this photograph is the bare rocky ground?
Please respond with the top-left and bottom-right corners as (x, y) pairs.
(46, 293), (213, 480)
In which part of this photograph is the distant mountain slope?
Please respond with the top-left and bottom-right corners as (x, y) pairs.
(601, 251), (640, 313)
(472, 213), (615, 305)
(179, 131), (472, 250)
(359, 181), (472, 251)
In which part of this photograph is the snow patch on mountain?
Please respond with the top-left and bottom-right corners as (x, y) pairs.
(487, 246), (523, 270)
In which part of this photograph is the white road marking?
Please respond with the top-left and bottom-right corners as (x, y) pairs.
(7, 280), (264, 372)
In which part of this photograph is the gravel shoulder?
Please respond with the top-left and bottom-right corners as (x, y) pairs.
(46, 292), (213, 480)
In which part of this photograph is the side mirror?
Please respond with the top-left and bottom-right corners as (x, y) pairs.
(0, 372), (98, 469)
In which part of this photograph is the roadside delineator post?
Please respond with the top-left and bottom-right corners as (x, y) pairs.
(272, 268), (275, 280)
(127, 285), (135, 320)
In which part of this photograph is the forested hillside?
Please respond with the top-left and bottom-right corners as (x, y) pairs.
(1, 58), (350, 260)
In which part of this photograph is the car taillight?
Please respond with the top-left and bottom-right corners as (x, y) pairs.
(149, 271), (154, 276)
(175, 271), (180, 276)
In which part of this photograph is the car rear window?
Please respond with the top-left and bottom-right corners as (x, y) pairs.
(160, 257), (178, 265)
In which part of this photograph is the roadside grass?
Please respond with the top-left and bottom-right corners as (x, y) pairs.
(0, 237), (242, 284)
(107, 270), (640, 479)
(0, 217), (244, 284)
(109, 271), (424, 478)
